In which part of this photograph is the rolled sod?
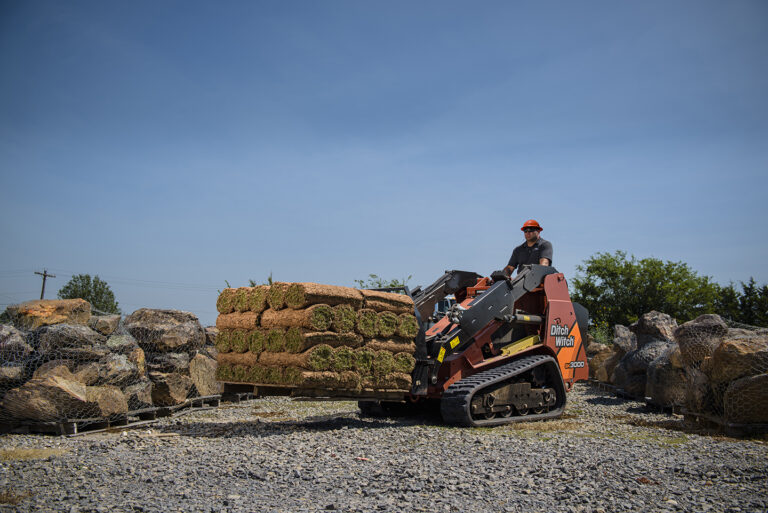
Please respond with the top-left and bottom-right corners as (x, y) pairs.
(365, 339), (416, 354)
(234, 287), (251, 313)
(375, 311), (399, 337)
(258, 345), (335, 371)
(216, 288), (237, 314)
(232, 365), (249, 382)
(215, 362), (234, 381)
(267, 282), (289, 310)
(217, 352), (260, 367)
(331, 304), (356, 333)
(285, 283), (363, 310)
(248, 286), (269, 313)
(353, 347), (375, 375)
(248, 330), (266, 354)
(284, 329), (364, 353)
(215, 330), (232, 353)
(299, 370), (361, 390)
(371, 350), (396, 377)
(393, 352), (416, 374)
(360, 289), (414, 314)
(261, 365), (283, 384)
(331, 346), (355, 372)
(265, 328), (286, 352)
(396, 313), (420, 339)
(216, 312), (261, 330)
(230, 330), (248, 353)
(283, 366), (304, 385)
(261, 304), (334, 331)
(306, 344), (334, 371)
(356, 308), (378, 338)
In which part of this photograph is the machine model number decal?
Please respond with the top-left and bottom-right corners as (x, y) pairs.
(566, 361), (585, 369)
(550, 322), (575, 347)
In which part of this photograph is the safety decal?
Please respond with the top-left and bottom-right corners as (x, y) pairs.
(437, 346), (446, 363)
(449, 337), (460, 349)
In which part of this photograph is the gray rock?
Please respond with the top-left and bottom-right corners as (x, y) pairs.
(623, 340), (673, 375)
(723, 373), (768, 424)
(631, 311), (677, 347)
(123, 378), (153, 410)
(646, 351), (687, 407)
(88, 315), (121, 336)
(0, 324), (33, 361)
(149, 372), (193, 406)
(204, 326), (218, 345)
(612, 325), (636, 354)
(34, 324), (106, 353)
(105, 334), (139, 354)
(0, 365), (24, 385)
(124, 309), (205, 353)
(147, 353), (190, 374)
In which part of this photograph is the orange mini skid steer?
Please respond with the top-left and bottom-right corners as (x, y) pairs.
(361, 265), (590, 426)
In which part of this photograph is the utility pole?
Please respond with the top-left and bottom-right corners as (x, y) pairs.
(35, 269), (56, 300)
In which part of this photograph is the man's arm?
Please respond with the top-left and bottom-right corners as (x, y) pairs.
(539, 240), (553, 266)
(503, 265), (515, 277)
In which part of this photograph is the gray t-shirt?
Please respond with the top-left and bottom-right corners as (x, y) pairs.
(507, 238), (553, 271)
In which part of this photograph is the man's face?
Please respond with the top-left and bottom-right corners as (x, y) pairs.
(523, 227), (541, 243)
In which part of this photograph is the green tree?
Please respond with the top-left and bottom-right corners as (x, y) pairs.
(354, 274), (412, 290)
(58, 274), (120, 314)
(571, 251), (719, 326)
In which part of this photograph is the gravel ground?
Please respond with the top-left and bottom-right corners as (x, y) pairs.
(1, 383), (766, 513)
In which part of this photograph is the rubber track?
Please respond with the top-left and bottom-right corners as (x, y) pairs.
(440, 354), (566, 427)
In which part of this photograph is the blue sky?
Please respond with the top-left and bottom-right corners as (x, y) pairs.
(1, 1), (767, 326)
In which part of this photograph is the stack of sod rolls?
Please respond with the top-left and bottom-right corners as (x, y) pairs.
(214, 283), (418, 392)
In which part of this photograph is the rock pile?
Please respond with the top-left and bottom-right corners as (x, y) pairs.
(214, 283), (418, 393)
(588, 311), (768, 425)
(0, 299), (220, 423)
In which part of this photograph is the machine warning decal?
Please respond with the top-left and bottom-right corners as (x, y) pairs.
(437, 347), (446, 363)
(550, 321), (575, 347)
(449, 337), (460, 349)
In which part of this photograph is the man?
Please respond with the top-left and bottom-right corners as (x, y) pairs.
(503, 219), (553, 277)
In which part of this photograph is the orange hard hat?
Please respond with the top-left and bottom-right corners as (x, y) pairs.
(521, 219), (542, 231)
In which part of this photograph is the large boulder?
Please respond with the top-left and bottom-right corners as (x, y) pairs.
(707, 333), (768, 384)
(123, 378), (153, 410)
(33, 324), (106, 353)
(149, 372), (193, 406)
(0, 324), (33, 361)
(147, 353), (190, 374)
(612, 360), (647, 398)
(646, 351), (688, 407)
(124, 309), (205, 353)
(602, 351), (623, 384)
(32, 360), (76, 380)
(88, 315), (121, 336)
(623, 340), (673, 375)
(189, 353), (221, 396)
(675, 314), (728, 367)
(723, 373), (768, 424)
(71, 354), (141, 387)
(612, 325), (636, 354)
(104, 333), (139, 354)
(684, 367), (713, 414)
(84, 386), (128, 417)
(6, 299), (91, 330)
(204, 326), (218, 345)
(588, 345), (614, 380)
(0, 376), (88, 421)
(631, 311), (677, 347)
(0, 366), (24, 387)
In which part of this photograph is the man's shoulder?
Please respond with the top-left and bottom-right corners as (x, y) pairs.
(538, 238), (552, 247)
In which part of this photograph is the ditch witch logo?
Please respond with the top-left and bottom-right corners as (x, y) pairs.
(550, 320), (575, 348)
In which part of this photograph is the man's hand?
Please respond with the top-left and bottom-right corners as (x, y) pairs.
(503, 265), (515, 277)
(538, 258), (551, 266)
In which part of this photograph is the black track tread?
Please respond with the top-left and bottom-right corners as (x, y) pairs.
(440, 355), (566, 427)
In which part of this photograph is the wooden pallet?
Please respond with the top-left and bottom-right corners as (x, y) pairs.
(680, 409), (768, 437)
(0, 394), (223, 436)
(221, 381), (407, 402)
